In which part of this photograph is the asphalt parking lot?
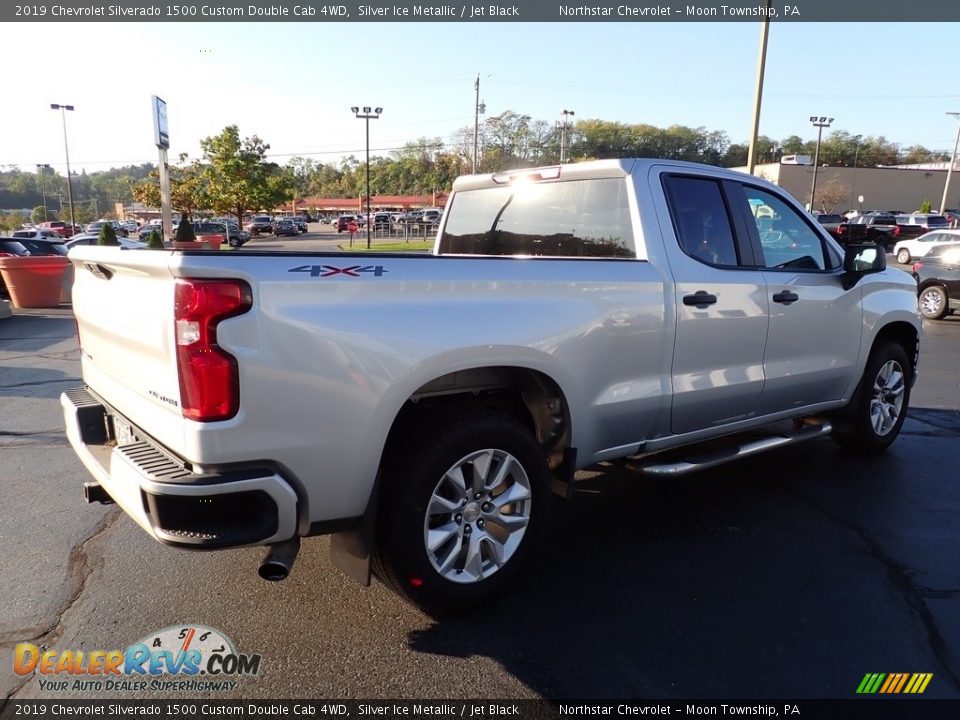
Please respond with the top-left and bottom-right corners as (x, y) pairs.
(1, 254), (959, 703)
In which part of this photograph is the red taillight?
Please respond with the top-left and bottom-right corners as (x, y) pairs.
(893, 225), (901, 237)
(174, 279), (252, 422)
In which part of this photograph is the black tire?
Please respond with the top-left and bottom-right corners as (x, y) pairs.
(372, 409), (552, 615)
(228, 237), (241, 248)
(832, 341), (911, 452)
(918, 285), (949, 320)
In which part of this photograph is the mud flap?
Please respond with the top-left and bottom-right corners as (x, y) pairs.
(330, 478), (379, 587)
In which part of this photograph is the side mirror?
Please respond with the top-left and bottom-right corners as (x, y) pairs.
(842, 243), (886, 289)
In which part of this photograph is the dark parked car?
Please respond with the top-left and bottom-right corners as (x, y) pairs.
(912, 242), (960, 320)
(246, 216), (274, 234)
(3, 237), (67, 256)
(336, 216), (360, 233)
(274, 219), (299, 237)
(293, 216), (308, 232)
(83, 221), (129, 238)
(814, 213), (844, 239)
(0, 238), (67, 297)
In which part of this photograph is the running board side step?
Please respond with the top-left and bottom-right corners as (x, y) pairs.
(637, 420), (833, 476)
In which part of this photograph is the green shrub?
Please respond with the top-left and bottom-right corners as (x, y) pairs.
(97, 222), (119, 246)
(147, 229), (164, 249)
(919, 199), (932, 213)
(174, 218), (196, 243)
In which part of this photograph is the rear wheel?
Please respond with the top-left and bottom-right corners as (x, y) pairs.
(373, 410), (551, 614)
(896, 248), (911, 264)
(918, 285), (949, 320)
(832, 341), (911, 452)
(228, 237), (241, 248)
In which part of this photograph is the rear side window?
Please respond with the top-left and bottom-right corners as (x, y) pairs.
(663, 176), (739, 267)
(439, 178), (634, 258)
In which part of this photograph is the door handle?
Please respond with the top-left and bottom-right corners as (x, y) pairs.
(682, 291), (718, 308)
(772, 290), (799, 305)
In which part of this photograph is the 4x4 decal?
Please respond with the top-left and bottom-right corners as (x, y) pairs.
(288, 265), (388, 278)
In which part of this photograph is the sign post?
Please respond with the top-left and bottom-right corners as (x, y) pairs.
(151, 96), (172, 242)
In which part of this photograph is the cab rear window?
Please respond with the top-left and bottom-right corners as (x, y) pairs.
(438, 178), (634, 258)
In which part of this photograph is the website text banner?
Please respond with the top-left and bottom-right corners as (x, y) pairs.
(4, 0), (959, 23)
(3, 700), (960, 720)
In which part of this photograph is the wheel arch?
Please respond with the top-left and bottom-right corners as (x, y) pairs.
(329, 364), (576, 586)
(872, 320), (920, 385)
(384, 365), (574, 487)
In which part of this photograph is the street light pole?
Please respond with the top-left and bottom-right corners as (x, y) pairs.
(51, 104), (76, 233)
(939, 112), (960, 215)
(559, 109), (575, 163)
(746, 0), (772, 175)
(351, 106), (382, 249)
(808, 115), (833, 212)
(36, 163), (51, 222)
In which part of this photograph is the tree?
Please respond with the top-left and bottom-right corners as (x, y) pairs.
(146, 229), (164, 249)
(919, 199), (933, 213)
(131, 154), (209, 217)
(814, 179), (850, 213)
(97, 222), (119, 246)
(200, 126), (293, 225)
(31, 206), (49, 224)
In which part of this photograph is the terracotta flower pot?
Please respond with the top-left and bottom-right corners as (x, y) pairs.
(195, 234), (224, 250)
(0, 255), (71, 309)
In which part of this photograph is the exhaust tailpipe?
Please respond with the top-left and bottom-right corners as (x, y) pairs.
(258, 537), (301, 582)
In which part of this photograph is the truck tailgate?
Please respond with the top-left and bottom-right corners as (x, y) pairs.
(69, 247), (185, 451)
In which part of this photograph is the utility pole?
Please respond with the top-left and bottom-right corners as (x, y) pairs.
(809, 116), (833, 212)
(746, 0), (771, 174)
(36, 164), (51, 222)
(559, 109), (575, 163)
(940, 112), (960, 214)
(473, 75), (483, 173)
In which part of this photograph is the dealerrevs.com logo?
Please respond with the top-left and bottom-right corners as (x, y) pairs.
(14, 625), (261, 693)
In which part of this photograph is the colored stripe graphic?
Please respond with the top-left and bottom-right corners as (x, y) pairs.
(857, 672), (932, 694)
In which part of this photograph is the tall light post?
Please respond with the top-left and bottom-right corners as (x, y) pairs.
(559, 109), (575, 163)
(35, 163), (51, 222)
(808, 116), (833, 212)
(50, 104), (76, 233)
(746, 0), (772, 175)
(939, 112), (960, 214)
(351, 106), (381, 249)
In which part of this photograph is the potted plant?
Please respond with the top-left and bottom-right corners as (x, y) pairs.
(98, 222), (119, 246)
(147, 229), (164, 249)
(0, 255), (71, 308)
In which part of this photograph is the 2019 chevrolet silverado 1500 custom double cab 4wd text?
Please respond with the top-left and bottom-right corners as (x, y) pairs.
(62, 159), (920, 613)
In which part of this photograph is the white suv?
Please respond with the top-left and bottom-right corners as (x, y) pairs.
(894, 229), (960, 264)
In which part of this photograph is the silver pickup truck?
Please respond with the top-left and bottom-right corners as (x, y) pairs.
(62, 159), (920, 613)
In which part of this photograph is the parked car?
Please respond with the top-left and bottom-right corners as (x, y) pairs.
(83, 220), (129, 238)
(898, 213), (950, 231)
(12, 229), (69, 243)
(119, 221), (140, 233)
(370, 212), (392, 230)
(4, 236), (67, 256)
(336, 215), (360, 233)
(911, 242), (960, 319)
(246, 216), (274, 234)
(813, 214), (844, 239)
(66, 234), (148, 250)
(274, 219), (299, 237)
(893, 229), (960, 264)
(420, 209), (442, 225)
(293, 216), (308, 232)
(38, 221), (81, 238)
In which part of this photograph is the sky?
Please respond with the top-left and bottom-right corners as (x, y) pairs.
(3, 21), (959, 175)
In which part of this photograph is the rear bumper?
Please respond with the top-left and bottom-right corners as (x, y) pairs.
(61, 387), (299, 549)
